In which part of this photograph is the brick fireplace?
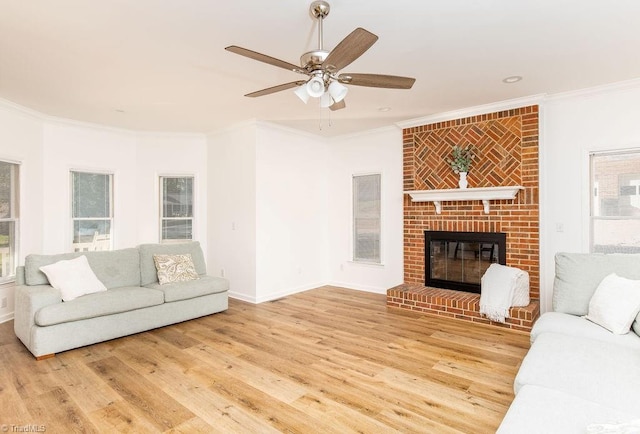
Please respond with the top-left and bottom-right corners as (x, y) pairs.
(387, 106), (540, 331)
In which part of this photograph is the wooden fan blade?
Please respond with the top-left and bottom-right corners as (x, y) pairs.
(245, 80), (306, 98)
(323, 28), (378, 72)
(245, 81), (306, 97)
(225, 46), (303, 73)
(329, 99), (346, 111)
(338, 73), (416, 89)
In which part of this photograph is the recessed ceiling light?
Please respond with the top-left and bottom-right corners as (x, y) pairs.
(502, 76), (523, 84)
(378, 106), (391, 112)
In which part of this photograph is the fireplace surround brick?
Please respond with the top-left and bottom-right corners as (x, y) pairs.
(389, 106), (540, 331)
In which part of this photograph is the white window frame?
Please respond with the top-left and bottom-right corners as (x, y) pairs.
(159, 175), (195, 243)
(589, 148), (640, 253)
(0, 160), (19, 283)
(352, 172), (382, 264)
(70, 170), (114, 252)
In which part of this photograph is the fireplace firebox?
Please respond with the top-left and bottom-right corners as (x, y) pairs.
(425, 231), (506, 294)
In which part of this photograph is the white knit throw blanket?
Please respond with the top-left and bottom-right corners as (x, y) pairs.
(480, 263), (526, 323)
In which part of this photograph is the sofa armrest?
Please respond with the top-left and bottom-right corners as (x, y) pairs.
(14, 284), (62, 348)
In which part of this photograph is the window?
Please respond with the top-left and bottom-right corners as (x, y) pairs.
(353, 173), (381, 263)
(0, 161), (19, 281)
(590, 150), (640, 253)
(71, 171), (113, 252)
(160, 176), (194, 242)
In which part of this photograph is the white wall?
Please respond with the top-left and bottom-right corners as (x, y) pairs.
(255, 124), (329, 302)
(540, 80), (640, 312)
(136, 133), (208, 250)
(0, 103), (44, 322)
(39, 122), (208, 253)
(0, 103), (44, 262)
(207, 122), (258, 302)
(327, 127), (405, 293)
(41, 121), (138, 252)
(206, 121), (402, 303)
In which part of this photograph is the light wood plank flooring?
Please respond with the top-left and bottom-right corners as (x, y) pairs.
(0, 286), (530, 433)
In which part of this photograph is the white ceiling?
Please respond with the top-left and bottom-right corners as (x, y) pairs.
(2, 0), (640, 137)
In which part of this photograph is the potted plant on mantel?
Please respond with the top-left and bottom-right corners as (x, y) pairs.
(446, 144), (475, 189)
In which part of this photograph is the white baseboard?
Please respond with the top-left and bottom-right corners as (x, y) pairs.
(0, 311), (14, 324)
(228, 291), (257, 303)
(254, 282), (327, 304)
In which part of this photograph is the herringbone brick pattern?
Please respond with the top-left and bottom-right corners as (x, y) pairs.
(412, 116), (522, 190)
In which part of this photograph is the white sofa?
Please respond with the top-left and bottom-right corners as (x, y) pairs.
(14, 241), (229, 359)
(498, 252), (640, 433)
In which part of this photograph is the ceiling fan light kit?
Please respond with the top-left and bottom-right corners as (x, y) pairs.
(225, 0), (415, 111)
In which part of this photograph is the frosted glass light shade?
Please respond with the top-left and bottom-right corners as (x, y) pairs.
(306, 76), (325, 97)
(294, 85), (310, 103)
(320, 92), (333, 108)
(328, 81), (348, 103)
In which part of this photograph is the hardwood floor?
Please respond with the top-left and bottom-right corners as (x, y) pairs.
(0, 286), (530, 433)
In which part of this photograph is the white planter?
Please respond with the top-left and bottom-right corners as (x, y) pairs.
(458, 172), (468, 189)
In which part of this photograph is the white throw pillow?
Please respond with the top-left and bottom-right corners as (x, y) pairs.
(39, 255), (107, 302)
(585, 273), (640, 334)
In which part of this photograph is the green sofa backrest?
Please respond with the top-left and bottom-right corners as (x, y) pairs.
(24, 248), (141, 289)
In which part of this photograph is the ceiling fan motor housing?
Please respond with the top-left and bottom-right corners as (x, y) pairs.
(300, 50), (329, 70)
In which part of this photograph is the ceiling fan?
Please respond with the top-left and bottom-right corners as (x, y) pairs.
(225, 0), (415, 111)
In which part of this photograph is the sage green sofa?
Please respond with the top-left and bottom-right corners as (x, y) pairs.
(14, 241), (228, 359)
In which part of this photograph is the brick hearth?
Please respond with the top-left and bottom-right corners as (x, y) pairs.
(387, 284), (540, 332)
(390, 105), (541, 331)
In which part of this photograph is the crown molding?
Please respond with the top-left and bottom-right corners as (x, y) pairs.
(544, 77), (640, 102)
(0, 98), (206, 139)
(0, 98), (46, 121)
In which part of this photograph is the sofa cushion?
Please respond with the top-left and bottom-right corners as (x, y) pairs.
(515, 332), (640, 415)
(139, 242), (207, 286)
(531, 312), (640, 349)
(497, 385), (639, 434)
(144, 275), (228, 303)
(39, 255), (107, 302)
(153, 254), (199, 285)
(35, 286), (164, 326)
(553, 252), (640, 315)
(25, 248), (141, 289)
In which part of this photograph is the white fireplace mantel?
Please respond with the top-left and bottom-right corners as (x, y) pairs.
(404, 186), (524, 214)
